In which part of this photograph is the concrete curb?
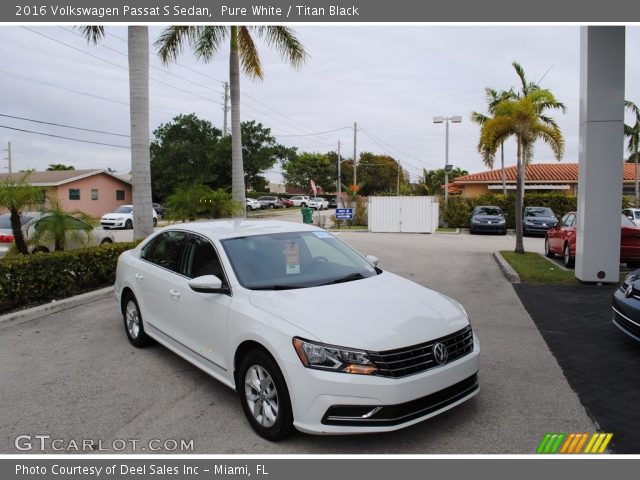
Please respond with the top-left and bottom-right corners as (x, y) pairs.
(0, 287), (113, 326)
(494, 251), (521, 283)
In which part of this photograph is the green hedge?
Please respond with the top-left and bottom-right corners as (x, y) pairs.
(441, 193), (579, 229)
(0, 241), (139, 314)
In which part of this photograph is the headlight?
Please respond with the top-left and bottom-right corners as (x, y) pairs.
(292, 338), (378, 375)
(497, 219), (506, 224)
(471, 219), (480, 224)
(524, 220), (533, 225)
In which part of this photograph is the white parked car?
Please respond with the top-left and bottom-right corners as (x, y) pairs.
(0, 212), (114, 257)
(101, 205), (157, 230)
(289, 195), (311, 207)
(309, 197), (329, 210)
(114, 220), (479, 440)
(245, 198), (262, 211)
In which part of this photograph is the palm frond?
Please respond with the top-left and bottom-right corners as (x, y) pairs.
(155, 26), (194, 64)
(193, 26), (229, 61)
(253, 26), (308, 69)
(77, 26), (104, 44)
(470, 111), (489, 126)
(238, 27), (263, 80)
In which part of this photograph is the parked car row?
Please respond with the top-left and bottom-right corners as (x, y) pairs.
(246, 195), (337, 211)
(100, 205), (158, 230)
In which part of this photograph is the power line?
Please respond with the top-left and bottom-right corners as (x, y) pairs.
(0, 113), (130, 138)
(360, 127), (433, 169)
(0, 125), (129, 149)
(272, 127), (351, 137)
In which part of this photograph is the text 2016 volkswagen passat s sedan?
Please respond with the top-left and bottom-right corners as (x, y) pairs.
(114, 220), (479, 440)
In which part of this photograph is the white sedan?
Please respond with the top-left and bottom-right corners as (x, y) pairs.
(309, 197), (329, 210)
(114, 220), (479, 440)
(100, 205), (157, 229)
(245, 198), (262, 211)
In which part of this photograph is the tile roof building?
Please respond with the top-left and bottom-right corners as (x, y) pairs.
(451, 163), (638, 198)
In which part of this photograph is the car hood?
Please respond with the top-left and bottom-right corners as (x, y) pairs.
(101, 213), (128, 219)
(248, 272), (469, 351)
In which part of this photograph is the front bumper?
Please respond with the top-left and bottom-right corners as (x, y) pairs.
(101, 219), (126, 229)
(470, 222), (506, 233)
(285, 334), (480, 434)
(523, 224), (551, 234)
(612, 289), (640, 341)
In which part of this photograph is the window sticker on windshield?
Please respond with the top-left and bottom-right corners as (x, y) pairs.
(284, 242), (300, 274)
(312, 231), (333, 238)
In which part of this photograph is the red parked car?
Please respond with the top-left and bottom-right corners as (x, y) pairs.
(281, 197), (293, 208)
(545, 212), (640, 268)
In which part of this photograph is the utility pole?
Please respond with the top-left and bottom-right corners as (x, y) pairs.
(3, 141), (11, 174)
(337, 140), (342, 207)
(222, 82), (230, 136)
(353, 122), (357, 185)
(397, 159), (400, 195)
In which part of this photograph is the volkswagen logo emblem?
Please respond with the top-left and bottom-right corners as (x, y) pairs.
(625, 284), (634, 298)
(432, 342), (449, 365)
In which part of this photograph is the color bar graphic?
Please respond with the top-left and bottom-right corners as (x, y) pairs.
(536, 433), (612, 454)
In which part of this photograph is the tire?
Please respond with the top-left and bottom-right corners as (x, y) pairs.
(300, 203), (307, 208)
(125, 219), (133, 230)
(153, 218), (158, 227)
(100, 238), (113, 245)
(563, 242), (575, 268)
(544, 238), (555, 258)
(237, 350), (294, 441)
(122, 293), (152, 348)
(32, 246), (49, 254)
(269, 204), (275, 209)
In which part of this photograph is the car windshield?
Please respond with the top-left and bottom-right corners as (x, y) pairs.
(0, 214), (33, 228)
(113, 206), (133, 214)
(525, 207), (554, 217)
(221, 231), (379, 290)
(475, 207), (502, 216)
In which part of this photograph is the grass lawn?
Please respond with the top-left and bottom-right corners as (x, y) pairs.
(436, 227), (458, 233)
(500, 251), (578, 285)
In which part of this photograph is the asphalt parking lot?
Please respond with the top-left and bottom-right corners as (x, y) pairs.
(0, 227), (595, 454)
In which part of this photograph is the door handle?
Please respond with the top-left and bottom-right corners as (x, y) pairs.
(169, 289), (181, 298)
(134, 273), (144, 281)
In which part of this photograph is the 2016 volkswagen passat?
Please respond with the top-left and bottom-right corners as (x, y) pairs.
(114, 220), (479, 440)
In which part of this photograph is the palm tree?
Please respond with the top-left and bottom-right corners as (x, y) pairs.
(478, 90), (565, 253)
(155, 26), (307, 217)
(79, 26), (154, 240)
(31, 199), (94, 251)
(625, 100), (640, 204)
(0, 175), (44, 254)
(471, 87), (515, 194)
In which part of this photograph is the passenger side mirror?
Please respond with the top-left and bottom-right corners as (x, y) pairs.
(189, 275), (229, 294)
(627, 215), (634, 221)
(365, 255), (379, 267)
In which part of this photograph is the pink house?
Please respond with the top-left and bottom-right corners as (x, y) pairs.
(0, 169), (133, 218)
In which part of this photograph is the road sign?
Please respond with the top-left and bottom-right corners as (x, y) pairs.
(335, 208), (353, 220)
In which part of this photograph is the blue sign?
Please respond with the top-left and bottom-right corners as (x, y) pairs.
(335, 208), (353, 220)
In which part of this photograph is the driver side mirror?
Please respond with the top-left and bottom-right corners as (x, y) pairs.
(365, 255), (379, 267)
(189, 275), (229, 294)
(627, 215), (634, 221)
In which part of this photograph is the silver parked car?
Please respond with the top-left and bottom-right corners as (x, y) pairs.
(0, 212), (115, 257)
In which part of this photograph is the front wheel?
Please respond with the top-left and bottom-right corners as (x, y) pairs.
(545, 238), (555, 258)
(238, 350), (294, 441)
(125, 219), (133, 230)
(563, 243), (575, 268)
(300, 203), (307, 208)
(153, 218), (158, 227)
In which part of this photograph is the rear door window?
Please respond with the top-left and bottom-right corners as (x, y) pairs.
(141, 231), (188, 274)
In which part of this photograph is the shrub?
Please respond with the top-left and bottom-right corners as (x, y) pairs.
(0, 241), (139, 314)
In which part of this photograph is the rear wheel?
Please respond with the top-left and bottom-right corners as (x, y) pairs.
(153, 218), (158, 227)
(100, 238), (113, 245)
(300, 203), (307, 208)
(122, 293), (152, 347)
(238, 350), (294, 441)
(32, 246), (49, 254)
(563, 243), (574, 268)
(544, 238), (555, 258)
(125, 219), (133, 230)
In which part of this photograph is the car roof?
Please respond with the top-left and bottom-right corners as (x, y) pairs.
(157, 219), (323, 240)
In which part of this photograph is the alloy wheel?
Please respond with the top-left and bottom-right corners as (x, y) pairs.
(244, 365), (279, 428)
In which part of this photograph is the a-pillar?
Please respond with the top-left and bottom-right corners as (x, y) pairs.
(576, 26), (625, 282)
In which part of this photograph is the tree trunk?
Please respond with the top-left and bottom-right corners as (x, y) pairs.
(514, 137), (525, 253)
(128, 26), (154, 240)
(635, 147), (639, 207)
(230, 26), (246, 218)
(501, 141), (506, 195)
(10, 208), (28, 254)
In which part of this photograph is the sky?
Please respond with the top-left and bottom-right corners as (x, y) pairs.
(1, 25), (639, 185)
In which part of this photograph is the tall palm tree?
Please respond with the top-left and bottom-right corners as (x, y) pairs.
(0, 175), (44, 254)
(479, 90), (565, 253)
(625, 100), (640, 204)
(80, 26), (154, 240)
(471, 87), (515, 194)
(155, 26), (307, 217)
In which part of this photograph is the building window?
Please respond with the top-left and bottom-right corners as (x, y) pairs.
(91, 189), (99, 200)
(116, 190), (125, 201)
(69, 189), (80, 200)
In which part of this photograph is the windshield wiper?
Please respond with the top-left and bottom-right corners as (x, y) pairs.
(251, 284), (307, 291)
(322, 272), (367, 286)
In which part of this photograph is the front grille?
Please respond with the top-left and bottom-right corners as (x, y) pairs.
(368, 325), (474, 378)
(322, 373), (479, 427)
(612, 306), (640, 339)
(618, 282), (640, 301)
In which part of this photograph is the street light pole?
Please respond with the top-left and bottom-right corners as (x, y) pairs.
(433, 115), (462, 206)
